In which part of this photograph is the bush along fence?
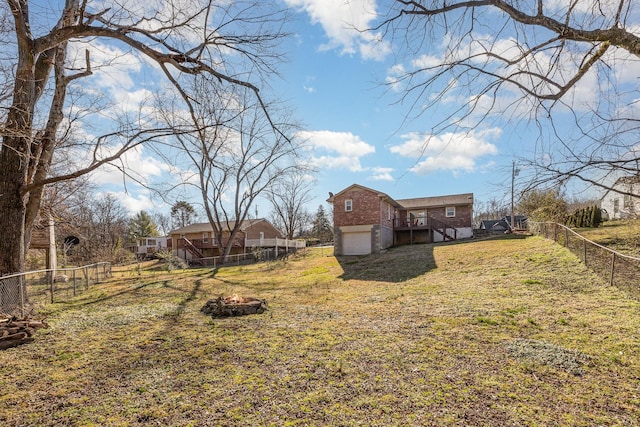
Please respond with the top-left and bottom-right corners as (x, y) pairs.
(0, 262), (112, 317)
(529, 222), (640, 296)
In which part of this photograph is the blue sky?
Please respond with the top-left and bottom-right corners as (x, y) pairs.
(72, 0), (639, 218)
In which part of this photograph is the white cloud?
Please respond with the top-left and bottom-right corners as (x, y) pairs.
(67, 39), (157, 115)
(285, 0), (391, 61)
(369, 167), (395, 181)
(297, 129), (375, 172)
(390, 129), (499, 175)
(386, 27), (629, 117)
(89, 145), (176, 187)
(114, 192), (157, 215)
(68, 40), (143, 90)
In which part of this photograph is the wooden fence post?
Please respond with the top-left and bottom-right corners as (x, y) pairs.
(20, 276), (26, 317)
(610, 252), (616, 286)
(583, 239), (587, 266)
(50, 272), (55, 304)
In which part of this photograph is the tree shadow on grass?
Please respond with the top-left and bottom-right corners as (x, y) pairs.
(337, 244), (437, 283)
(337, 235), (529, 283)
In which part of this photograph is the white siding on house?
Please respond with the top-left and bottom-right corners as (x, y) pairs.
(601, 180), (640, 220)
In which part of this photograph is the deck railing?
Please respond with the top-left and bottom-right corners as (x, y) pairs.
(244, 237), (306, 249)
(393, 217), (457, 240)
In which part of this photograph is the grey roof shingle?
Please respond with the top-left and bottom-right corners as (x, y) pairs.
(396, 193), (474, 209)
(169, 218), (266, 235)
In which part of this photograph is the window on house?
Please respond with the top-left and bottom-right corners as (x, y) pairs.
(148, 239), (156, 246)
(446, 206), (456, 217)
(345, 199), (353, 212)
(624, 195), (633, 209)
(387, 204), (391, 220)
(202, 232), (208, 243)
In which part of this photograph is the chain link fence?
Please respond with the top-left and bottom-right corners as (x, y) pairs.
(529, 221), (640, 296)
(0, 262), (111, 317)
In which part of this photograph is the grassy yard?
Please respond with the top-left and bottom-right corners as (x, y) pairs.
(577, 219), (640, 256)
(1, 235), (639, 426)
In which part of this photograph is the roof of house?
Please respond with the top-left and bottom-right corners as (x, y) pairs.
(615, 175), (640, 185)
(170, 218), (269, 235)
(327, 183), (402, 207)
(396, 193), (474, 209)
(600, 174), (640, 200)
(503, 215), (527, 224)
(328, 184), (473, 210)
(480, 219), (510, 230)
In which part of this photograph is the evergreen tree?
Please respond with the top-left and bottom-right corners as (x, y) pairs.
(128, 211), (159, 241)
(171, 201), (197, 229)
(311, 205), (333, 243)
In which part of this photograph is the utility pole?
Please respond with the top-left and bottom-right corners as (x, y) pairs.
(511, 161), (519, 230)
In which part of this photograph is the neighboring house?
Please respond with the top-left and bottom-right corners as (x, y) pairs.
(327, 184), (474, 256)
(601, 175), (640, 220)
(478, 219), (511, 234)
(169, 218), (302, 262)
(477, 216), (526, 235)
(503, 215), (527, 230)
(128, 236), (171, 259)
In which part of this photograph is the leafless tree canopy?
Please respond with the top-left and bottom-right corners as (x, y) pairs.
(155, 76), (304, 261)
(266, 172), (316, 239)
(376, 0), (640, 195)
(0, 0), (290, 274)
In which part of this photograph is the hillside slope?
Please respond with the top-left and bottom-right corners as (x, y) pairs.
(1, 235), (638, 426)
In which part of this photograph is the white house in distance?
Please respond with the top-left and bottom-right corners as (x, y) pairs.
(601, 175), (640, 220)
(129, 236), (171, 259)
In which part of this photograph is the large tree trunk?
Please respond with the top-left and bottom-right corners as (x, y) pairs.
(0, 65), (32, 312)
(0, 49), (36, 275)
(0, 146), (28, 276)
(1, 3), (67, 276)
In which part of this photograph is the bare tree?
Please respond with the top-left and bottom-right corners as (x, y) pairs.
(266, 172), (316, 239)
(473, 198), (509, 224)
(375, 0), (640, 194)
(63, 192), (129, 264)
(152, 212), (172, 236)
(170, 201), (198, 229)
(0, 0), (290, 279)
(157, 78), (304, 261)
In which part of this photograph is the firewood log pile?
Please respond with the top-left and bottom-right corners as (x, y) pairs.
(201, 295), (267, 317)
(0, 316), (49, 350)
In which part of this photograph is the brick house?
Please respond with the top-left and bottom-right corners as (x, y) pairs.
(170, 218), (284, 262)
(328, 184), (474, 255)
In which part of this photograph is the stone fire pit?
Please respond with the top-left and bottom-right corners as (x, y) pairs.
(201, 295), (267, 318)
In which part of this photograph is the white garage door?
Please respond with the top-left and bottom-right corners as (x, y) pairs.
(342, 232), (371, 255)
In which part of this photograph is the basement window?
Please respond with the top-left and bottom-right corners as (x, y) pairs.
(446, 206), (456, 217)
(345, 199), (353, 212)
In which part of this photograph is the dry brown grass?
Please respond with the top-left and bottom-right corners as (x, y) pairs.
(1, 235), (639, 426)
(577, 219), (640, 256)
